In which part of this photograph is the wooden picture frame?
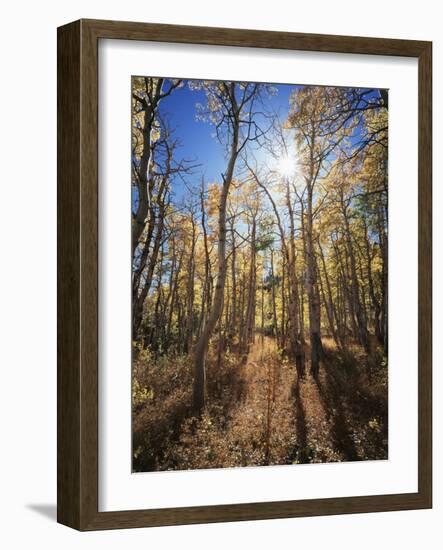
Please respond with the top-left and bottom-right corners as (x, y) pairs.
(57, 18), (432, 530)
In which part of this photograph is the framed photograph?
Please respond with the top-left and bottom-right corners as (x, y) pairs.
(57, 19), (432, 530)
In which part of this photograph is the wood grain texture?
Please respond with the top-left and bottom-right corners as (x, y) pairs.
(84, 18), (428, 57)
(57, 20), (81, 528)
(417, 41), (432, 506)
(57, 19), (432, 531)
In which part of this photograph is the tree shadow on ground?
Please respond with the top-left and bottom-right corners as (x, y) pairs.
(314, 356), (360, 462)
(289, 376), (309, 464)
(315, 344), (388, 462)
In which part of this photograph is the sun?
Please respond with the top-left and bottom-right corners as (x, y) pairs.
(277, 155), (294, 178)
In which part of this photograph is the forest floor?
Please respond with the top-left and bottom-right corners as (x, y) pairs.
(132, 335), (388, 472)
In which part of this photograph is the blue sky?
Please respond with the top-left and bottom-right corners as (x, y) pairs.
(134, 79), (383, 210)
(154, 79), (294, 203)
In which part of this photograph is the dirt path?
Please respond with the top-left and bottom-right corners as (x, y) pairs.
(293, 375), (344, 463)
(243, 336), (360, 465)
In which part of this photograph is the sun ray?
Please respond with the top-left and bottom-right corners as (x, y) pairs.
(277, 154), (295, 178)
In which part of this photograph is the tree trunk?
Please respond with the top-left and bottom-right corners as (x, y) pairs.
(229, 219), (238, 341)
(132, 212), (165, 338)
(318, 239), (342, 350)
(132, 79), (164, 256)
(363, 221), (382, 343)
(185, 215), (197, 353)
(286, 184), (305, 376)
(341, 196), (370, 353)
(192, 98), (240, 414)
(270, 249), (279, 343)
(305, 186), (322, 378)
(245, 219), (257, 350)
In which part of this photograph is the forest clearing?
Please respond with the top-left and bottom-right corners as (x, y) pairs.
(131, 77), (388, 471)
(133, 335), (387, 471)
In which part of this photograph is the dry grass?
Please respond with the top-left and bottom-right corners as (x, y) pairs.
(132, 336), (388, 472)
